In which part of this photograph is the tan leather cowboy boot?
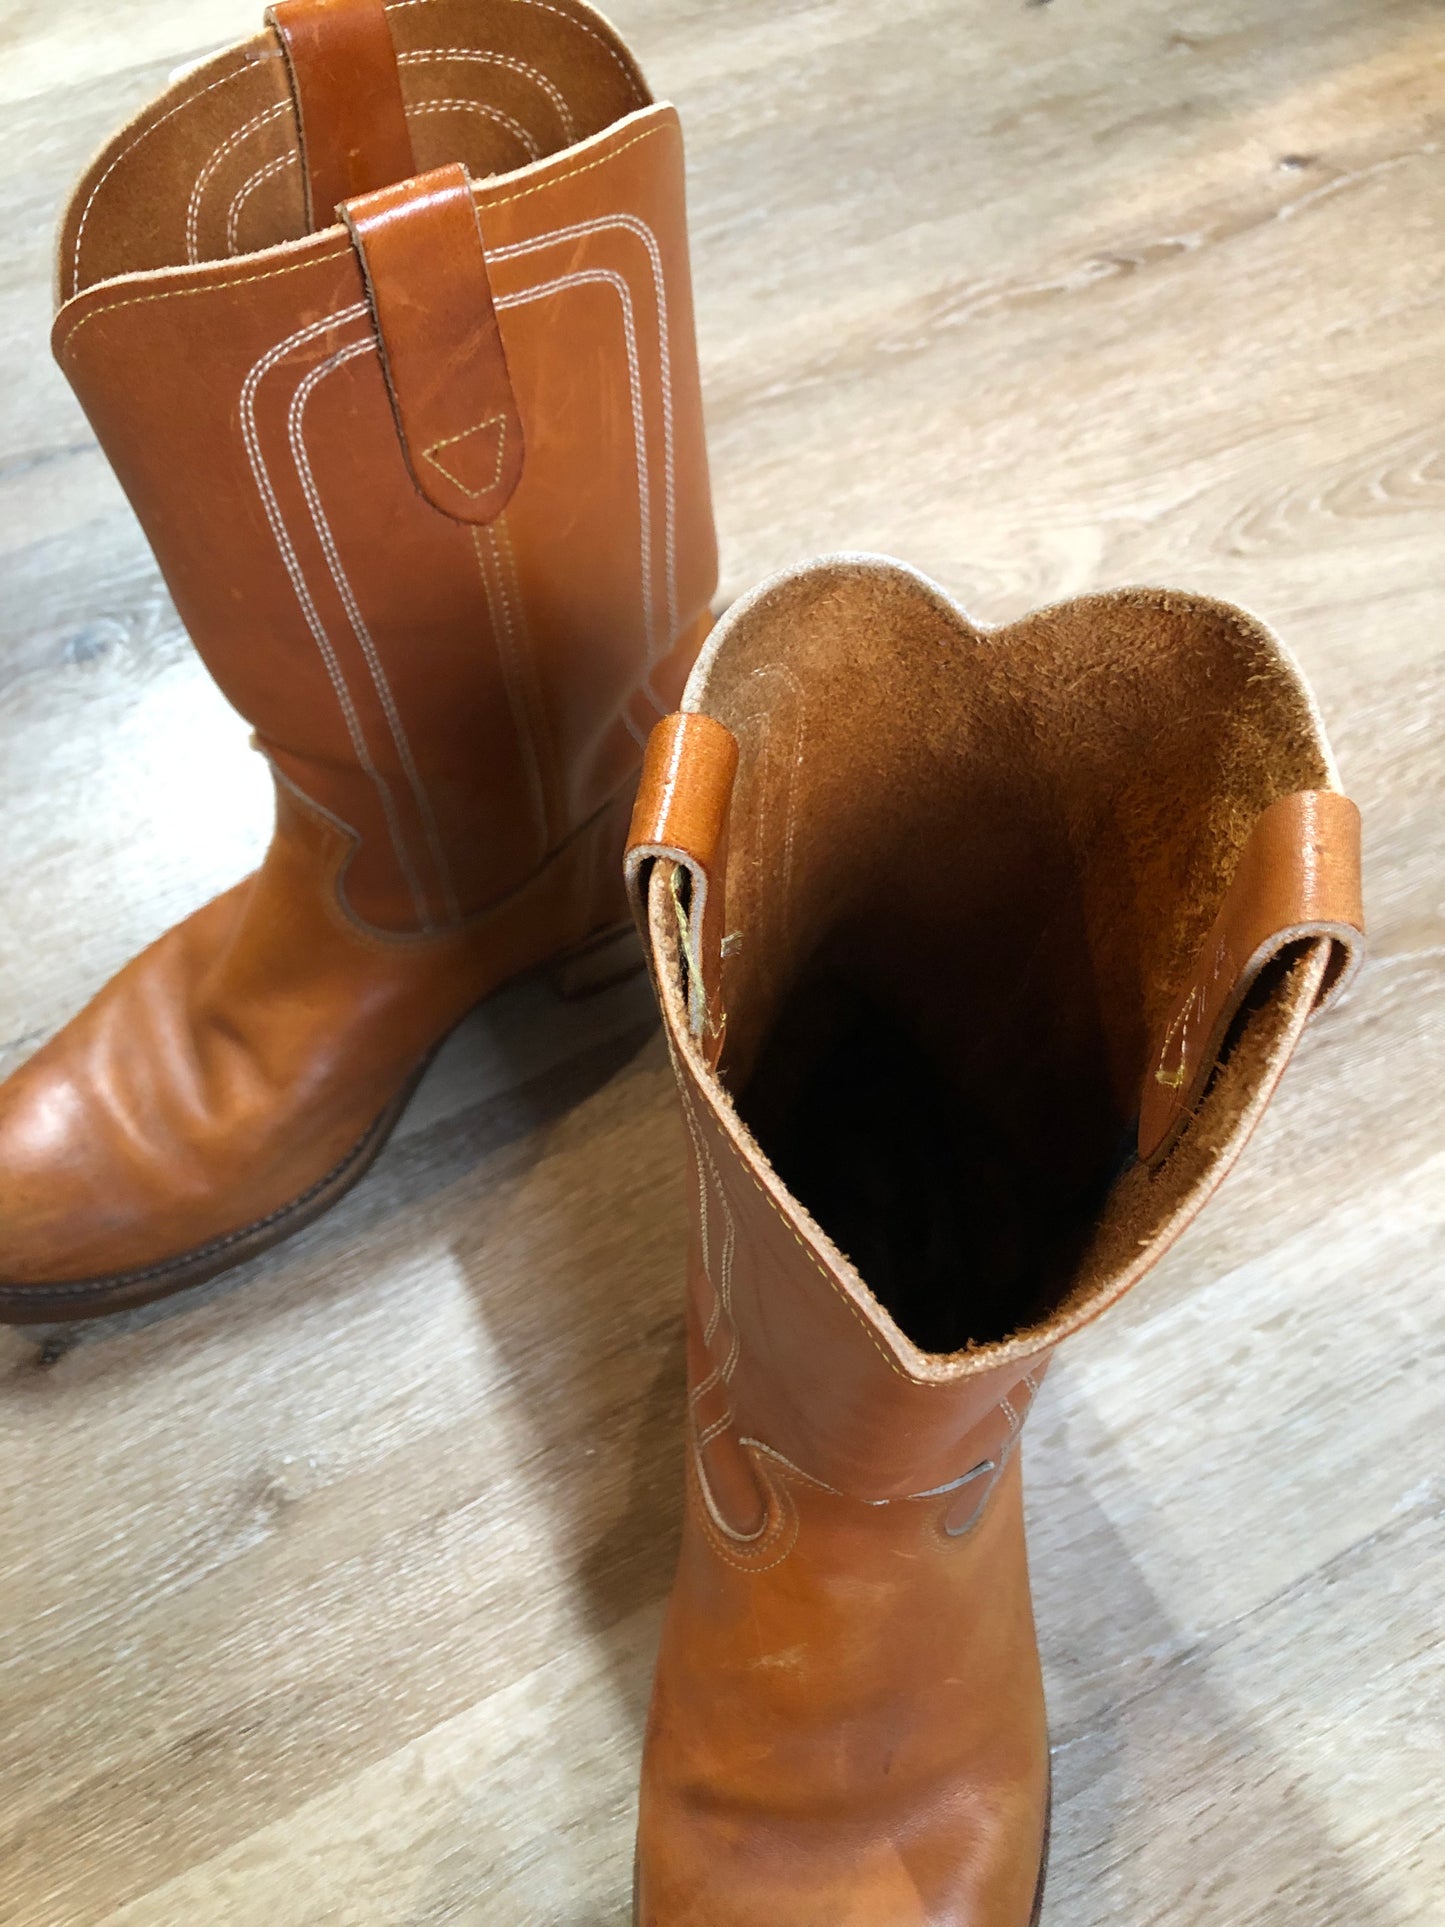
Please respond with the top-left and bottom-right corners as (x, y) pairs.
(0, 0), (715, 1320)
(624, 556), (1364, 1926)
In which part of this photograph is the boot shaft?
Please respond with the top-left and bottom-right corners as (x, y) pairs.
(628, 558), (1362, 1925)
(628, 558), (1363, 1509)
(55, 0), (716, 933)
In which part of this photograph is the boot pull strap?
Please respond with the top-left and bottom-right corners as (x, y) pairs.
(1138, 789), (1364, 1166)
(626, 711), (739, 1059)
(266, 0), (414, 229)
(341, 165), (526, 524)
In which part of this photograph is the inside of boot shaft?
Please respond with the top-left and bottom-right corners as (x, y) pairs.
(62, 0), (648, 296)
(702, 564), (1337, 1356)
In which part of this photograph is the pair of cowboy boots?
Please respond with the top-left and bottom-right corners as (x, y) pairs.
(0, 3), (1364, 1922)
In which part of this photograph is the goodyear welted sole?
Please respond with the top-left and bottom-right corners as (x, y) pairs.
(0, 918), (642, 1326)
(629, 1767), (1053, 1924)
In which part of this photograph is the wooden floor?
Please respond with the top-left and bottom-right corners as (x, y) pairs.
(1, 1), (1442, 1921)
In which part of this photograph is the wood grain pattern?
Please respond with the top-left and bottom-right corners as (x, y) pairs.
(1, 2), (1441, 1922)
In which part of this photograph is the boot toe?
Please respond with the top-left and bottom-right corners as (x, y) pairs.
(0, 1036), (169, 1300)
(635, 1791), (1048, 1927)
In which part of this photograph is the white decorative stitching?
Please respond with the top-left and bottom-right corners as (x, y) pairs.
(410, 96), (542, 161)
(69, 58), (255, 296)
(496, 266), (655, 656)
(694, 1410), (733, 1450)
(690, 1090), (711, 1273)
(621, 697), (651, 750)
(685, 1102), (726, 1353)
(687, 1447), (798, 1569)
(60, 130), (669, 362)
(81, 36), (570, 286)
(494, 514), (560, 847)
(674, 1076), (787, 1562)
(943, 1376), (1039, 1538)
(287, 338), (462, 921)
(639, 668), (670, 717)
(383, 0), (646, 104)
(226, 151), (296, 254)
(396, 49), (575, 142)
(680, 1093), (1043, 1533)
(172, 203), (671, 932)
(622, 671), (669, 751)
(220, 99), (540, 258)
(679, 1083), (741, 1423)
(226, 234), (670, 920)
(220, 95), (538, 258)
(239, 305), (432, 926)
(186, 99), (291, 264)
(472, 520), (550, 858)
(494, 214), (677, 646)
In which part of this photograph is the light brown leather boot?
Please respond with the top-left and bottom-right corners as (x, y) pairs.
(624, 556), (1363, 1926)
(0, 0), (716, 1320)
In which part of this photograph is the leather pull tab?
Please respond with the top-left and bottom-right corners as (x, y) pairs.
(266, 0), (415, 229)
(626, 712), (739, 1051)
(1138, 790), (1364, 1166)
(341, 165), (525, 525)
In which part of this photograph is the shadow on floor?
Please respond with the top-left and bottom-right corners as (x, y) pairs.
(1026, 1384), (1416, 1927)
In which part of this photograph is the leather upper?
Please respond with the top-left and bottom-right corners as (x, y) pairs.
(342, 162), (527, 523)
(266, 0), (416, 226)
(643, 1451), (1049, 1927)
(0, 0), (716, 1297)
(1137, 789), (1363, 1161)
(53, 0), (716, 934)
(0, 776), (637, 1293)
(628, 556), (1363, 1925)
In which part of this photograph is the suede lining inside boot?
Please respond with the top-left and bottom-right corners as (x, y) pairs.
(60, 0), (649, 292)
(687, 556), (1340, 1357)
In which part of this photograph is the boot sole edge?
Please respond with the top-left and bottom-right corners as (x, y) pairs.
(0, 1068), (420, 1325)
(0, 919), (641, 1325)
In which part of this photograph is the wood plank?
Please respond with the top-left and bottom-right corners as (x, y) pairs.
(0, 1), (1439, 1921)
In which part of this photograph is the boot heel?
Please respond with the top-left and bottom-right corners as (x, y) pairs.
(546, 922), (645, 1001)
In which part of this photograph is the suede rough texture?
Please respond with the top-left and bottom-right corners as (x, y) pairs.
(679, 554), (1342, 1353)
(59, 0), (648, 295)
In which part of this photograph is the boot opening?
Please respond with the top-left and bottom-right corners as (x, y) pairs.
(62, 0), (650, 294)
(698, 562), (1337, 1357)
(740, 976), (1129, 1351)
